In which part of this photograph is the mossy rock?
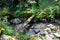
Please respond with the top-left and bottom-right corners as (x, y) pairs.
(0, 28), (5, 37)
(19, 13), (33, 18)
(0, 10), (10, 17)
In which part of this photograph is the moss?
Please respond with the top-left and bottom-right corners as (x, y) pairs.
(0, 8), (10, 17)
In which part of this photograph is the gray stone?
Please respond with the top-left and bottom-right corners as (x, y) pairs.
(28, 0), (36, 4)
(15, 23), (23, 32)
(54, 33), (60, 38)
(26, 29), (35, 35)
(49, 34), (55, 39)
(32, 23), (46, 33)
(2, 35), (9, 40)
(39, 32), (46, 36)
(47, 24), (57, 31)
(32, 24), (41, 33)
(45, 35), (53, 40)
(47, 24), (54, 27)
(11, 18), (21, 24)
(55, 20), (60, 24)
(45, 28), (51, 34)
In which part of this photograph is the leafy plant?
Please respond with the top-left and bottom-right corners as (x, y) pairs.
(0, 16), (16, 36)
(17, 32), (29, 40)
(36, 6), (56, 21)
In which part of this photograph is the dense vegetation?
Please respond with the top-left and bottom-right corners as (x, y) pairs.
(0, 0), (60, 40)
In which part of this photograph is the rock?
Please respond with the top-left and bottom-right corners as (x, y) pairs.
(39, 32), (46, 36)
(15, 23), (23, 32)
(47, 24), (58, 32)
(32, 23), (46, 33)
(47, 24), (54, 27)
(49, 34), (55, 39)
(45, 28), (51, 34)
(28, 0), (36, 4)
(26, 29), (35, 35)
(11, 18), (22, 25)
(45, 35), (53, 40)
(53, 33), (60, 38)
(1, 35), (9, 40)
(1, 35), (16, 40)
(37, 37), (42, 40)
(40, 19), (47, 23)
(44, 28), (55, 39)
(32, 24), (41, 33)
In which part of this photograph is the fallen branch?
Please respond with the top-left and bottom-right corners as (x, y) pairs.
(18, 15), (35, 33)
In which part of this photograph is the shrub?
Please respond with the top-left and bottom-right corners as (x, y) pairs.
(36, 6), (56, 21)
(0, 16), (16, 36)
(17, 32), (30, 40)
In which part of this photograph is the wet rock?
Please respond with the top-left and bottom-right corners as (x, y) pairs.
(53, 33), (60, 38)
(11, 18), (22, 25)
(49, 34), (55, 39)
(37, 37), (42, 40)
(1, 35), (16, 40)
(40, 19), (47, 23)
(45, 35), (53, 40)
(55, 20), (60, 24)
(32, 23), (46, 33)
(47, 24), (53, 27)
(28, 0), (36, 5)
(26, 29), (35, 35)
(1, 35), (9, 40)
(39, 32), (46, 36)
(14, 23), (23, 32)
(32, 24), (41, 33)
(44, 28), (53, 40)
(45, 28), (51, 34)
(47, 24), (54, 27)
(47, 24), (58, 32)
(44, 28), (55, 38)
